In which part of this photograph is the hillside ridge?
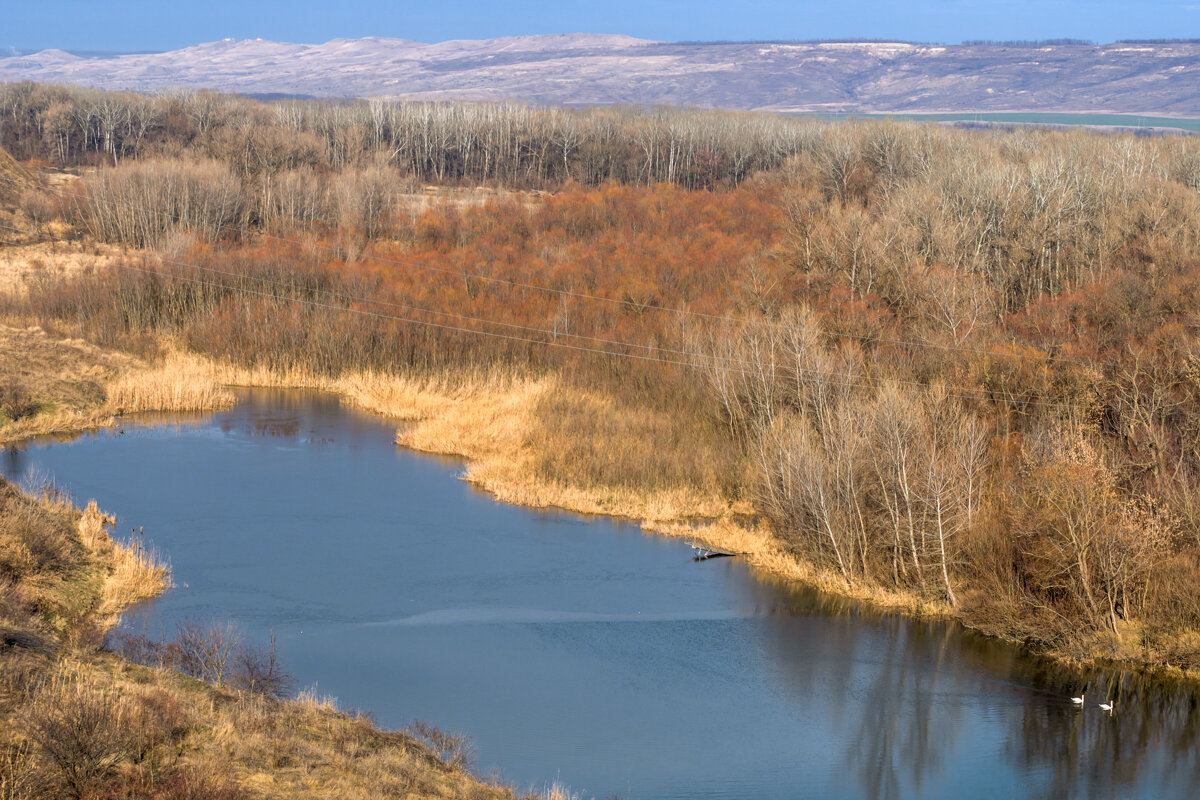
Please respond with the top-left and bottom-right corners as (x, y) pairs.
(3, 35), (1199, 114)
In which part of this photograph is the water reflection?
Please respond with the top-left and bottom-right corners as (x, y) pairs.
(2, 388), (1197, 800)
(750, 577), (1200, 799)
(3, 445), (24, 477)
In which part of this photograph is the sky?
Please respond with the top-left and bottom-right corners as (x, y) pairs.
(5, 1), (1200, 52)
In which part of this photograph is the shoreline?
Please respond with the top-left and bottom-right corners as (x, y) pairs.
(8, 350), (1195, 688)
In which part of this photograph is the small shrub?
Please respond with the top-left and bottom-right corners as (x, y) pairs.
(18, 190), (56, 236)
(176, 620), (240, 687)
(105, 630), (179, 670)
(109, 626), (294, 698)
(127, 689), (188, 769)
(0, 383), (36, 423)
(228, 631), (294, 699)
(0, 577), (29, 624)
(23, 683), (136, 799)
(147, 766), (247, 800)
(406, 720), (475, 771)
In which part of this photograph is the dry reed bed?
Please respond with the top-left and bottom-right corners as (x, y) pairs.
(105, 351), (236, 414)
(202, 361), (732, 522)
(75, 500), (171, 627)
(645, 517), (945, 617)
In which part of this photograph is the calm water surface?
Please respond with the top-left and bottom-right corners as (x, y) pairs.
(4, 389), (1198, 800)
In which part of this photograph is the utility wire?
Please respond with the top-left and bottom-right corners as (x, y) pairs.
(0, 170), (1112, 371)
(0, 219), (739, 366)
(0, 174), (743, 363)
(0, 218), (1102, 412)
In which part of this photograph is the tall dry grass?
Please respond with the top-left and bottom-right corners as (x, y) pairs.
(0, 327), (233, 444)
(75, 500), (170, 628)
(0, 408), (114, 444)
(646, 517), (944, 617)
(209, 359), (735, 522)
(538, 782), (581, 800)
(104, 351), (235, 414)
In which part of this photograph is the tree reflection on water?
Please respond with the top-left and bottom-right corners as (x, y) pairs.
(750, 576), (1200, 799)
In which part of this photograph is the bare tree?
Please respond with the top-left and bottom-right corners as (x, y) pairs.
(176, 620), (241, 687)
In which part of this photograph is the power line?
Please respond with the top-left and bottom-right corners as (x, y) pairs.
(0, 173), (747, 363)
(0, 220), (732, 370)
(0, 170), (1110, 371)
(0, 218), (1100, 412)
(0, 219), (739, 366)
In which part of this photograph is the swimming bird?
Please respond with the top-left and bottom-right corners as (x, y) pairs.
(1071, 692), (1086, 705)
(1099, 700), (1117, 713)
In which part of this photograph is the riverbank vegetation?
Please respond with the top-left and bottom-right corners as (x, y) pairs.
(0, 323), (235, 444)
(3, 85), (1200, 678)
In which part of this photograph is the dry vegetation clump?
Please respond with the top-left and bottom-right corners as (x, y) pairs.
(0, 325), (128, 442)
(0, 241), (124, 300)
(3, 651), (526, 800)
(104, 352), (236, 414)
(0, 477), (168, 643)
(77, 502), (171, 627)
(74, 159), (244, 248)
(195, 359), (732, 521)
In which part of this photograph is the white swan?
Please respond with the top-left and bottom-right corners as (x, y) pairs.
(1099, 700), (1116, 713)
(1071, 692), (1086, 705)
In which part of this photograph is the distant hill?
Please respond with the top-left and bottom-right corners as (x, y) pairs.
(2, 35), (1199, 115)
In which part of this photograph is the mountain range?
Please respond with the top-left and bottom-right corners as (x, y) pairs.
(2, 35), (1199, 115)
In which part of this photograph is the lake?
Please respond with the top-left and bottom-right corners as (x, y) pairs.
(4, 388), (1197, 799)
(814, 112), (1200, 133)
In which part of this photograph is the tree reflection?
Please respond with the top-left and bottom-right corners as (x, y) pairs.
(745, 573), (1200, 799)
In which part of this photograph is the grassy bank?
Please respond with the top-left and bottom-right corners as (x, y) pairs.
(0, 326), (234, 444)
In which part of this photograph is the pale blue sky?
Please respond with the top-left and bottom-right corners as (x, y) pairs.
(6, 1), (1199, 52)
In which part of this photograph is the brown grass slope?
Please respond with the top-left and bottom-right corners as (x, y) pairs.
(0, 145), (33, 191)
(0, 325), (237, 443)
